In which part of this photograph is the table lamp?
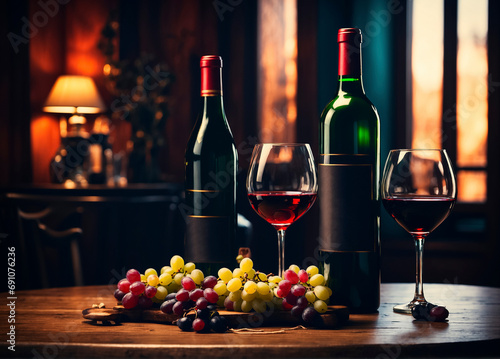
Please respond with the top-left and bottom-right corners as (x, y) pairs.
(43, 75), (106, 132)
(44, 75), (106, 185)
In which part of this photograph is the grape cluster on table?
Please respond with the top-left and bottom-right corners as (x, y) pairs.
(113, 255), (334, 332)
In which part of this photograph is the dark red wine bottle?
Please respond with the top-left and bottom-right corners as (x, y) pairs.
(183, 55), (238, 275)
(319, 28), (380, 313)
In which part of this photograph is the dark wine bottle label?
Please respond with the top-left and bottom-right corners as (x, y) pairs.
(185, 215), (231, 263)
(319, 154), (375, 252)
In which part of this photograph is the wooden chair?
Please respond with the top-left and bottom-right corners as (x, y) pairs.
(17, 206), (84, 287)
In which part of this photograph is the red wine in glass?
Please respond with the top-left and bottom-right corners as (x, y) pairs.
(383, 196), (456, 234)
(247, 191), (317, 231)
(381, 149), (456, 314)
(246, 144), (318, 277)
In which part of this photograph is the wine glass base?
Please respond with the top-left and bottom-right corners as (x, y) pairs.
(393, 303), (415, 314)
(393, 299), (430, 314)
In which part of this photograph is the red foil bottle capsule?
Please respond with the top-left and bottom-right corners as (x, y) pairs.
(337, 28), (362, 77)
(200, 55), (223, 96)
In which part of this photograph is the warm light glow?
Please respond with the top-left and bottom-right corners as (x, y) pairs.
(43, 75), (106, 114)
(457, 171), (487, 202)
(457, 0), (488, 168)
(411, 0), (444, 149)
(31, 116), (61, 183)
(257, 0), (297, 143)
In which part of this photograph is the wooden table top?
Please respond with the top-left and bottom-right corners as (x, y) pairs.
(2, 283), (499, 358)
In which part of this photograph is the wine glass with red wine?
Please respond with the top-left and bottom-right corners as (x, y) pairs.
(381, 149), (456, 314)
(247, 144), (318, 277)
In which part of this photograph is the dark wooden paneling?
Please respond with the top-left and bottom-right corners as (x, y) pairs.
(442, 0), (457, 164)
(0, 0), (32, 185)
(487, 0), (500, 286)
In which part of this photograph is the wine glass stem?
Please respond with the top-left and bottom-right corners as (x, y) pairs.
(413, 234), (427, 304)
(277, 229), (286, 278)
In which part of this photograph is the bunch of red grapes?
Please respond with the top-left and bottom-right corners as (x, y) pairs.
(114, 269), (157, 309)
(160, 275), (228, 333)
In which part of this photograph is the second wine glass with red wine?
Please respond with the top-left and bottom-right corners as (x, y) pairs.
(246, 144), (318, 277)
(381, 149), (456, 314)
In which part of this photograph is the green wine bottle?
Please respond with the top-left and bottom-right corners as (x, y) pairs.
(184, 55), (238, 275)
(319, 28), (380, 313)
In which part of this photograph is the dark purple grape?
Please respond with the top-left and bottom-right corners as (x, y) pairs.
(210, 315), (228, 333)
(189, 288), (204, 302)
(177, 316), (193, 331)
(196, 297), (209, 310)
(302, 307), (320, 324)
(411, 303), (430, 320)
(165, 292), (177, 301)
(196, 308), (211, 321)
(291, 305), (304, 318)
(182, 300), (195, 310)
(207, 304), (217, 312)
(296, 296), (308, 309)
(114, 289), (126, 301)
(172, 301), (185, 316)
(176, 289), (190, 302)
(285, 292), (298, 306)
(138, 296), (153, 309)
(160, 299), (177, 314)
(202, 275), (218, 289)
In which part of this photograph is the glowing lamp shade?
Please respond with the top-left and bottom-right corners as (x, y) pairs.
(43, 75), (105, 114)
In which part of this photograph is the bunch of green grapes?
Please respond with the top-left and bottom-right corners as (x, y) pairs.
(218, 258), (279, 313)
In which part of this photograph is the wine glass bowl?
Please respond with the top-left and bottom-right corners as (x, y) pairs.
(246, 144), (318, 277)
(382, 149), (456, 314)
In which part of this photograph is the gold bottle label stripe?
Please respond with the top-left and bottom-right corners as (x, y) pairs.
(319, 154), (370, 156)
(201, 90), (222, 96)
(188, 215), (228, 218)
(186, 189), (221, 193)
(319, 164), (372, 166)
(319, 249), (375, 253)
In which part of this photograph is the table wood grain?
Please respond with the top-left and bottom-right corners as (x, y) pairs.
(1, 283), (499, 358)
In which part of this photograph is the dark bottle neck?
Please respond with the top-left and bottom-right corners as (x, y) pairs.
(338, 76), (365, 95)
(338, 38), (365, 95)
(201, 95), (226, 116)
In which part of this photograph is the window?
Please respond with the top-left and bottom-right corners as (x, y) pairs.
(410, 0), (489, 204)
(257, 0), (297, 143)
